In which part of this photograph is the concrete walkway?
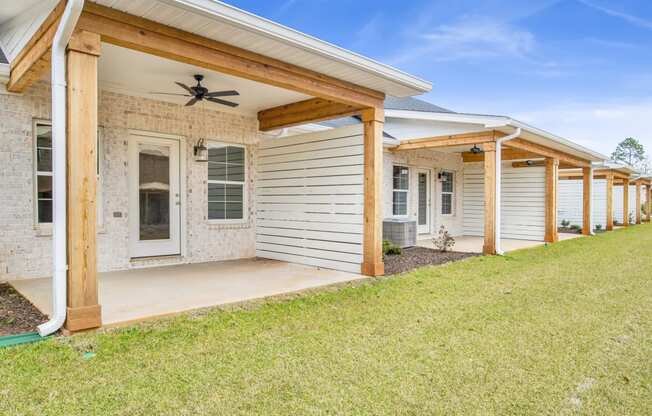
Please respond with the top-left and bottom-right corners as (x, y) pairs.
(12, 258), (365, 327)
(418, 233), (583, 253)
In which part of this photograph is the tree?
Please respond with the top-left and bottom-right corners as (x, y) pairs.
(611, 137), (646, 169)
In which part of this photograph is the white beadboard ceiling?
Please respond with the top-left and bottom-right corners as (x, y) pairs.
(99, 43), (311, 115)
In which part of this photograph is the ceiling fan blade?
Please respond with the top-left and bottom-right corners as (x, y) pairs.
(185, 98), (199, 107)
(175, 82), (194, 94)
(205, 97), (239, 108)
(205, 90), (240, 98)
(149, 92), (193, 96)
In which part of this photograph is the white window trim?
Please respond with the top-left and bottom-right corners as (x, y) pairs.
(392, 164), (410, 218)
(32, 119), (105, 232)
(440, 170), (455, 217)
(206, 140), (248, 225)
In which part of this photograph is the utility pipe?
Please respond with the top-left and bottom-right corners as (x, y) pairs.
(38, 0), (85, 337)
(494, 127), (521, 255)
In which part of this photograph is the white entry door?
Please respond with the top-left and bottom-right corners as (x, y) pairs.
(417, 169), (431, 234)
(128, 132), (182, 258)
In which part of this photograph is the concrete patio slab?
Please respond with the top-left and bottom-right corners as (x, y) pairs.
(417, 233), (583, 253)
(11, 258), (365, 326)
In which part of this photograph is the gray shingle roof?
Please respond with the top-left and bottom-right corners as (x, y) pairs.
(384, 97), (455, 113)
(0, 46), (7, 64)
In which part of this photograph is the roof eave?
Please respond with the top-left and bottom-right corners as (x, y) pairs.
(165, 0), (432, 96)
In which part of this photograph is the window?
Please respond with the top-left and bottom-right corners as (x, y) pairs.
(35, 123), (53, 223)
(207, 143), (246, 221)
(33, 121), (104, 226)
(393, 165), (409, 216)
(441, 171), (454, 215)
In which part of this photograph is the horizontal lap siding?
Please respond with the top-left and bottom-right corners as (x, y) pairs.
(614, 185), (640, 223)
(464, 162), (546, 241)
(558, 180), (607, 228)
(256, 125), (364, 274)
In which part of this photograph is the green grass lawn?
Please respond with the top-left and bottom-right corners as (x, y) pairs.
(2, 226), (651, 415)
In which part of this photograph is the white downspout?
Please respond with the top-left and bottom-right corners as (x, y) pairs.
(494, 127), (521, 255)
(38, 0), (85, 337)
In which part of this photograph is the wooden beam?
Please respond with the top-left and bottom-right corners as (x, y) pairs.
(361, 107), (384, 276)
(392, 130), (502, 152)
(504, 138), (591, 168)
(606, 173), (614, 231)
(483, 142), (497, 255)
(78, 4), (384, 108)
(623, 179), (630, 226)
(258, 98), (363, 131)
(6, 1), (66, 92)
(545, 158), (559, 243)
(462, 148), (539, 163)
(582, 167), (592, 236)
(636, 181), (642, 224)
(65, 31), (101, 332)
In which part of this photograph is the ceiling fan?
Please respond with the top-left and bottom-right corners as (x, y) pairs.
(150, 74), (240, 108)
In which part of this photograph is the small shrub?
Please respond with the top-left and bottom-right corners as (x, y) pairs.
(433, 225), (455, 252)
(383, 240), (402, 256)
(629, 212), (634, 224)
(561, 219), (570, 228)
(594, 224), (603, 232)
(569, 224), (582, 232)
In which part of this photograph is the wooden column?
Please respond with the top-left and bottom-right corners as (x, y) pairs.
(635, 181), (642, 224)
(361, 107), (384, 276)
(544, 158), (559, 243)
(65, 31), (101, 332)
(606, 173), (614, 231)
(623, 179), (630, 227)
(483, 142), (497, 255)
(645, 185), (652, 222)
(582, 167), (592, 235)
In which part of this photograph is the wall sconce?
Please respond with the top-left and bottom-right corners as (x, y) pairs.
(470, 144), (482, 154)
(194, 139), (208, 162)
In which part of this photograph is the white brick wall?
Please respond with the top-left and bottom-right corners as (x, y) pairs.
(384, 148), (465, 237)
(0, 83), (261, 281)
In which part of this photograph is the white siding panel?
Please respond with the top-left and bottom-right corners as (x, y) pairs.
(256, 126), (364, 273)
(557, 179), (608, 229)
(463, 162), (546, 241)
(613, 185), (640, 223)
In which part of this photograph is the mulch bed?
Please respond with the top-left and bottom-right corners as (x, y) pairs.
(558, 227), (582, 234)
(383, 246), (478, 275)
(0, 283), (47, 336)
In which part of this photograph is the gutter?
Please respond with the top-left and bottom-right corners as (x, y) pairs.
(38, 0), (85, 337)
(495, 127), (522, 255)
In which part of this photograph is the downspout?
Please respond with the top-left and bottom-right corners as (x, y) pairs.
(494, 127), (521, 255)
(38, 0), (85, 337)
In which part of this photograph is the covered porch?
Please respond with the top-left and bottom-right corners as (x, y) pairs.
(12, 259), (364, 327)
(4, 1), (430, 333)
(417, 233), (583, 253)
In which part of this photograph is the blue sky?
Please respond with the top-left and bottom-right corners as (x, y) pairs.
(225, 0), (652, 157)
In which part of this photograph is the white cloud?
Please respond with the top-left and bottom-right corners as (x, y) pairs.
(511, 99), (652, 156)
(388, 16), (536, 65)
(577, 0), (652, 30)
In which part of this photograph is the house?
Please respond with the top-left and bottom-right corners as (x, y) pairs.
(0, 0), (613, 335)
(0, 0), (431, 333)
(558, 162), (651, 230)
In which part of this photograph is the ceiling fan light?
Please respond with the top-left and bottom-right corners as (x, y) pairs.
(470, 144), (482, 154)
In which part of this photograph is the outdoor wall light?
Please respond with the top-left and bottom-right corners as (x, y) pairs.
(194, 139), (209, 162)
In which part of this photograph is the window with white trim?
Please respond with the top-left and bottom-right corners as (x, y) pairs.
(34, 121), (104, 226)
(441, 171), (454, 215)
(207, 143), (246, 221)
(393, 165), (409, 216)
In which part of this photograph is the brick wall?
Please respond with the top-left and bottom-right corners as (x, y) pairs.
(0, 83), (261, 281)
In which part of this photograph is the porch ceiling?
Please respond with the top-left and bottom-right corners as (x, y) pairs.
(99, 43), (312, 116)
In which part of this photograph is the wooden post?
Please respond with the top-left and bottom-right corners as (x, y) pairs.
(606, 173), (614, 231)
(65, 31), (101, 332)
(582, 167), (592, 235)
(483, 142), (497, 255)
(623, 179), (630, 227)
(545, 158), (559, 243)
(635, 181), (642, 224)
(361, 107), (384, 276)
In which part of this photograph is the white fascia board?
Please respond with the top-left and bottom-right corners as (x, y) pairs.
(0, 63), (9, 83)
(166, 0), (431, 95)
